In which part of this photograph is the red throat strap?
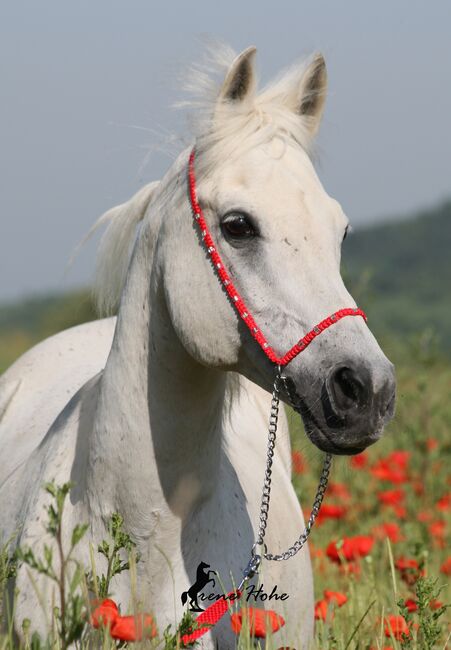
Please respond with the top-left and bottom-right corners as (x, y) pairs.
(188, 149), (367, 367)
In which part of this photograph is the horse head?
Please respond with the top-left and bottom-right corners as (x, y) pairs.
(159, 46), (395, 455)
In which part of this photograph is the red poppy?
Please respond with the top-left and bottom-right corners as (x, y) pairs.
(440, 557), (451, 575)
(429, 520), (446, 547)
(373, 522), (403, 543)
(338, 561), (361, 577)
(327, 482), (351, 501)
(404, 598), (418, 613)
(326, 535), (374, 563)
(324, 590), (347, 606)
(429, 520), (445, 536)
(90, 599), (157, 641)
(371, 464), (407, 484)
(437, 494), (450, 511)
(291, 450), (306, 475)
(314, 590), (348, 622)
(384, 615), (410, 640)
(350, 452), (368, 469)
(392, 504), (407, 519)
(395, 558), (420, 571)
(430, 599), (444, 610)
(426, 438), (438, 451)
(371, 450), (410, 484)
(377, 489), (405, 506)
(417, 510), (433, 523)
(316, 504), (347, 524)
(91, 599), (119, 628)
(109, 614), (157, 641)
(314, 599), (330, 621)
(230, 608), (285, 638)
(371, 465), (407, 484)
(387, 451), (410, 468)
(395, 557), (424, 586)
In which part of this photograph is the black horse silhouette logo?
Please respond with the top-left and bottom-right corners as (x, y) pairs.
(181, 561), (217, 612)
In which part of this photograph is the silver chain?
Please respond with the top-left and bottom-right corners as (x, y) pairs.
(240, 366), (332, 586)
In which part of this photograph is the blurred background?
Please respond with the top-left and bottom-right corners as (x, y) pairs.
(0, 0), (450, 371)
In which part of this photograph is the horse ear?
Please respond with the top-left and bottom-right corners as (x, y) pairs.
(218, 46), (257, 104)
(295, 53), (328, 135)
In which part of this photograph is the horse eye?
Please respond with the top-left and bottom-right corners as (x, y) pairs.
(221, 212), (257, 241)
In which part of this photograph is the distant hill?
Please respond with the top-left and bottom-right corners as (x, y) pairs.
(0, 291), (96, 374)
(342, 199), (451, 356)
(0, 199), (450, 373)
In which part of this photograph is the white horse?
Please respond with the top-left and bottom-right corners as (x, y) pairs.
(0, 46), (395, 648)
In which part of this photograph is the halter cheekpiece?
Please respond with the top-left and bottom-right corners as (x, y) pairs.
(182, 148), (367, 644)
(188, 148), (367, 367)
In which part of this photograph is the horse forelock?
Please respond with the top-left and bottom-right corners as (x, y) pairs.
(181, 43), (316, 178)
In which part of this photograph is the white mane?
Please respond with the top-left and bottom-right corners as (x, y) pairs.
(92, 181), (160, 315)
(93, 44), (319, 314)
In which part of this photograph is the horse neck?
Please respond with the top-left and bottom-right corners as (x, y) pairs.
(87, 164), (229, 534)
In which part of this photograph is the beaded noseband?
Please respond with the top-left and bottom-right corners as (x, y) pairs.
(182, 148), (367, 644)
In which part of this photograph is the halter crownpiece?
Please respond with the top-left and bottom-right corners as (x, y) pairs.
(188, 149), (367, 367)
(183, 148), (368, 643)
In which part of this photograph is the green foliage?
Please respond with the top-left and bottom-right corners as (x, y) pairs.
(162, 610), (199, 650)
(414, 578), (448, 649)
(15, 482), (89, 650)
(1, 483), (202, 649)
(0, 539), (17, 618)
(88, 513), (137, 599)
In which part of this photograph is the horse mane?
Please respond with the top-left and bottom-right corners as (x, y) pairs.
(92, 44), (317, 315)
(92, 180), (160, 315)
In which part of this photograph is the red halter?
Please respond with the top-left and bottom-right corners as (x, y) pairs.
(188, 149), (367, 367)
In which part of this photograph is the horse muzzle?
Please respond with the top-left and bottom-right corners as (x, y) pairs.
(283, 358), (396, 455)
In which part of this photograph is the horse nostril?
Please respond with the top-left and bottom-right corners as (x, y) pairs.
(328, 365), (369, 415)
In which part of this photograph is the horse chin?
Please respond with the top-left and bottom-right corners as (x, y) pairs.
(293, 407), (374, 456)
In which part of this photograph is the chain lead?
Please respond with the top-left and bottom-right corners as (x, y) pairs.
(251, 365), (333, 567)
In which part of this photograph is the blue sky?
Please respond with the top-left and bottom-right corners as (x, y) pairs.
(1, 1), (450, 300)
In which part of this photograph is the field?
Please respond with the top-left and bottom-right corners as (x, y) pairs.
(0, 202), (450, 648)
(290, 350), (451, 648)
